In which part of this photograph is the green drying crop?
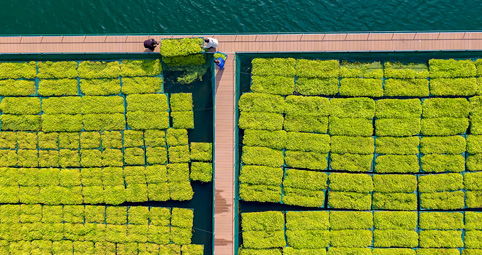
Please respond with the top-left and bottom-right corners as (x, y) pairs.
(374, 193), (417, 210)
(284, 151), (327, 170)
(168, 145), (190, 163)
(383, 78), (429, 97)
(286, 211), (329, 230)
(421, 154), (465, 172)
(286, 229), (330, 248)
(465, 172), (482, 190)
(329, 211), (373, 230)
(373, 174), (417, 192)
(468, 135), (482, 153)
(420, 191), (465, 210)
(83, 113), (125, 131)
(420, 136), (466, 154)
(121, 77), (163, 94)
(0, 97), (40, 114)
(329, 230), (373, 247)
(375, 118), (421, 137)
(471, 117), (482, 134)
(419, 212), (464, 230)
(330, 136), (374, 154)
(328, 191), (372, 210)
(466, 212), (482, 230)
(238, 112), (284, 131)
(239, 165), (283, 186)
(81, 96), (124, 114)
(242, 211), (285, 232)
(160, 38), (204, 57)
(124, 129), (144, 146)
(374, 230), (419, 248)
(238, 93), (285, 113)
(242, 146), (284, 167)
(330, 153), (373, 172)
(473, 96), (482, 118)
(340, 61), (383, 78)
(384, 62), (429, 78)
(285, 132), (330, 152)
(429, 59), (476, 78)
(251, 58), (296, 76)
(146, 147), (168, 164)
(329, 173), (373, 193)
(243, 130), (287, 149)
(38, 79), (78, 96)
(167, 129), (188, 146)
(239, 249), (282, 255)
(329, 117), (373, 136)
(78, 61), (121, 78)
(80, 132), (101, 148)
(375, 99), (422, 118)
(170, 93), (193, 111)
(374, 211), (417, 229)
(467, 191), (482, 208)
(242, 230), (286, 249)
(375, 137), (419, 155)
(430, 78), (477, 96)
(282, 187), (325, 207)
(171, 111), (194, 129)
(189, 142), (212, 161)
(80, 79), (120, 95)
(0, 61), (36, 79)
(284, 114), (328, 133)
(127, 111), (169, 129)
(375, 155), (419, 173)
(330, 97), (375, 118)
(38, 61), (78, 78)
(295, 78), (338, 95)
(1, 115), (40, 131)
(296, 59), (339, 78)
(127, 94), (168, 112)
(465, 231), (482, 249)
(339, 78), (383, 97)
(120, 59), (161, 76)
(328, 248), (372, 255)
(144, 130), (166, 147)
(190, 162), (212, 182)
(283, 248), (326, 255)
(421, 117), (469, 135)
(283, 169), (327, 190)
(41, 96), (82, 114)
(0, 80), (35, 96)
(419, 230), (463, 248)
(181, 245), (204, 255)
(251, 75), (295, 95)
(284, 95), (330, 116)
(422, 98), (470, 118)
(373, 248), (416, 255)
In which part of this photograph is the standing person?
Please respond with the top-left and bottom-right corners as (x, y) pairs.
(214, 52), (227, 70)
(143, 39), (159, 51)
(204, 38), (219, 49)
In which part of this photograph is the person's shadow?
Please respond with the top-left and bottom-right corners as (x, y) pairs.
(215, 67), (224, 92)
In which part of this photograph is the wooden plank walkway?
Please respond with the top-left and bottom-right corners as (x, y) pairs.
(1, 32), (482, 255)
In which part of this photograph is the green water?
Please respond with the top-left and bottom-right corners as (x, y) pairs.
(0, 0), (481, 35)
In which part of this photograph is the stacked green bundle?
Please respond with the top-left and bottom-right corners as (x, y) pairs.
(373, 211), (418, 249)
(329, 211), (373, 250)
(127, 94), (169, 130)
(0, 62), (36, 79)
(421, 98), (469, 136)
(328, 173), (373, 210)
(170, 93), (194, 129)
(329, 98), (375, 172)
(241, 211), (286, 250)
(467, 134), (482, 171)
(383, 62), (429, 97)
(465, 212), (482, 251)
(284, 132), (330, 170)
(285, 211), (329, 251)
(189, 142), (213, 182)
(429, 59), (477, 96)
(419, 173), (465, 210)
(239, 165), (283, 203)
(465, 172), (482, 208)
(121, 77), (163, 94)
(282, 169), (327, 207)
(340, 62), (383, 97)
(420, 136), (466, 173)
(238, 93), (285, 131)
(375, 136), (420, 173)
(373, 175), (417, 210)
(251, 58), (296, 95)
(295, 59), (339, 95)
(0, 97), (42, 131)
(419, 212), (464, 250)
(0, 205), (201, 253)
(284, 96), (329, 133)
(160, 38), (204, 57)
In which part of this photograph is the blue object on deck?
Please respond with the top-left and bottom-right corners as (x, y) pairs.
(214, 52), (228, 70)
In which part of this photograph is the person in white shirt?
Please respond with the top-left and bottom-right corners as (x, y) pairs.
(204, 38), (219, 49)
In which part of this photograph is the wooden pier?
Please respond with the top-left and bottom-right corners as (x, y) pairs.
(1, 32), (482, 254)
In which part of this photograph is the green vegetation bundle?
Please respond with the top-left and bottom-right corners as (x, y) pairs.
(419, 212), (464, 230)
(465, 172), (482, 191)
(420, 191), (465, 210)
(38, 79), (78, 96)
(80, 79), (121, 95)
(190, 162), (212, 182)
(330, 98), (375, 118)
(0, 61), (36, 79)
(286, 229), (329, 248)
(421, 154), (465, 172)
(340, 61), (383, 78)
(283, 169), (327, 190)
(329, 117), (373, 136)
(239, 165), (283, 186)
(295, 78), (338, 95)
(285, 132), (330, 152)
(285, 151), (327, 170)
(38, 61), (78, 78)
(251, 58), (296, 76)
(419, 173), (463, 192)
(328, 248), (372, 255)
(422, 98), (470, 118)
(421, 117), (468, 136)
(238, 112), (284, 131)
(376, 99), (422, 118)
(42, 97), (82, 114)
(121, 77), (163, 94)
(0, 97), (41, 115)
(171, 111), (194, 129)
(375, 155), (419, 173)
(330, 229), (373, 247)
(339, 78), (383, 97)
(373, 193), (417, 210)
(419, 230), (463, 248)
(239, 183), (281, 203)
(0, 80), (35, 96)
(78, 61), (121, 78)
(242, 211), (285, 232)
(329, 211), (373, 230)
(420, 136), (466, 154)
(120, 59), (161, 76)
(383, 79), (429, 97)
(471, 96), (482, 117)
(190, 142), (212, 161)
(251, 75), (295, 95)
(430, 78), (477, 96)
(170, 93), (193, 111)
(238, 93), (285, 113)
(384, 62), (429, 78)
(330, 136), (374, 154)
(160, 38), (204, 57)
(284, 114), (328, 133)
(374, 211), (417, 230)
(243, 130), (287, 149)
(127, 94), (168, 112)
(329, 173), (373, 193)
(374, 230), (419, 248)
(242, 146), (283, 167)
(375, 137), (419, 155)
(467, 154), (482, 171)
(429, 59), (476, 78)
(285, 95), (330, 116)
(375, 118), (420, 137)
(330, 153), (373, 172)
(373, 174), (417, 193)
(127, 111), (169, 130)
(328, 191), (372, 210)
(296, 59), (339, 78)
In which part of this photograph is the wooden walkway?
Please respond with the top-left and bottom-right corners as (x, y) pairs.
(2, 32), (482, 255)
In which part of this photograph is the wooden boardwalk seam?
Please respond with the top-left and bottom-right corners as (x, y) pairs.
(1, 32), (482, 255)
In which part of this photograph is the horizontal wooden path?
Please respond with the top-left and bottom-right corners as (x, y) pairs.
(1, 32), (482, 255)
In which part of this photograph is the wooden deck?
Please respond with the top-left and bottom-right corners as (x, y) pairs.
(1, 32), (482, 255)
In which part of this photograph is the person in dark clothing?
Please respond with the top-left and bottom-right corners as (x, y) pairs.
(143, 39), (159, 51)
